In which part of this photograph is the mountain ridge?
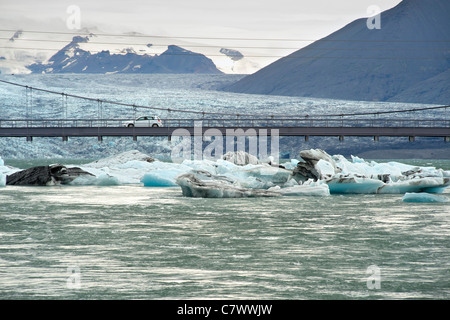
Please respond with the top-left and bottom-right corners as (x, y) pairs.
(224, 0), (450, 104)
(27, 37), (222, 74)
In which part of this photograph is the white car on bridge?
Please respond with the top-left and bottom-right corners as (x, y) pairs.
(123, 116), (163, 127)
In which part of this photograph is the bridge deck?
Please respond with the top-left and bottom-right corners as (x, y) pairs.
(0, 126), (449, 138)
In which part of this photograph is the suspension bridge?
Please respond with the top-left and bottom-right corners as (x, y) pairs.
(0, 79), (449, 142)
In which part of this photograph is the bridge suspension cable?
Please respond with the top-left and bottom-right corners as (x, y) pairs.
(0, 78), (448, 119)
(2, 29), (450, 43)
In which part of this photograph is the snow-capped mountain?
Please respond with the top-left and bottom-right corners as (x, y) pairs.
(224, 0), (450, 104)
(27, 36), (222, 74)
(0, 29), (262, 75)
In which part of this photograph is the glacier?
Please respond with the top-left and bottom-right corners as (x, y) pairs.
(0, 73), (448, 161)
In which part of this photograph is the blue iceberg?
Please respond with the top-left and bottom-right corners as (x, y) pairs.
(141, 171), (179, 187)
(292, 149), (450, 195)
(402, 193), (449, 203)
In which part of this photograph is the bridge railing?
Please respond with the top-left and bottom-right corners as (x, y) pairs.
(0, 118), (449, 128)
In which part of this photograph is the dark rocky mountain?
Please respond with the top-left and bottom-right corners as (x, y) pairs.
(27, 37), (222, 74)
(224, 0), (450, 104)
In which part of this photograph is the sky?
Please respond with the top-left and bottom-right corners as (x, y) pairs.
(0, 0), (403, 73)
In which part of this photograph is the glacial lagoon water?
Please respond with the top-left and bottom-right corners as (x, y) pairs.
(0, 74), (449, 300)
(0, 159), (449, 300)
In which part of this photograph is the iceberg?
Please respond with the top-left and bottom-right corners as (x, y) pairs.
(402, 192), (449, 203)
(0, 173), (5, 187)
(141, 171), (179, 187)
(222, 150), (259, 165)
(0, 157), (4, 187)
(326, 174), (385, 194)
(73, 150), (450, 197)
(6, 164), (94, 186)
(85, 150), (155, 169)
(174, 156), (328, 198)
(70, 173), (120, 186)
(177, 157), (292, 189)
(77, 151), (188, 185)
(268, 180), (330, 197)
(0, 156), (23, 187)
(292, 149), (450, 194)
(4, 149), (447, 198)
(218, 163), (292, 189)
(378, 177), (450, 194)
(176, 170), (281, 198)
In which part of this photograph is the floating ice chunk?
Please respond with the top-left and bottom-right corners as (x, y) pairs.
(116, 159), (155, 170)
(176, 170), (280, 198)
(197, 159), (293, 189)
(69, 175), (95, 185)
(86, 150), (154, 169)
(65, 150), (450, 196)
(141, 171), (179, 187)
(222, 171), (270, 189)
(316, 159), (336, 177)
(70, 173), (120, 186)
(0, 173), (5, 187)
(402, 192), (449, 203)
(222, 151), (259, 165)
(334, 155), (413, 178)
(293, 149), (339, 182)
(378, 177), (450, 194)
(138, 161), (196, 187)
(208, 159), (236, 175)
(268, 181), (330, 197)
(300, 149), (335, 165)
(95, 173), (120, 186)
(0, 156), (31, 186)
(0, 157), (18, 176)
(0, 156), (5, 187)
(80, 157), (193, 185)
(240, 164), (293, 186)
(351, 155), (366, 163)
(297, 150), (450, 194)
(326, 174), (385, 194)
(182, 159), (219, 175)
(279, 159), (299, 170)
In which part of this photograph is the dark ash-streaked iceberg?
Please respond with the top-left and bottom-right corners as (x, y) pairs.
(292, 149), (450, 194)
(176, 170), (281, 198)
